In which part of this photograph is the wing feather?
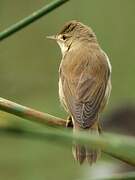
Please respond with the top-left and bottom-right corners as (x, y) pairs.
(59, 48), (110, 128)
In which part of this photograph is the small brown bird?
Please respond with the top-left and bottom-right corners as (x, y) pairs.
(47, 20), (112, 164)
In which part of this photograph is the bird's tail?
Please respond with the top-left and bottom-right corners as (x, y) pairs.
(72, 121), (101, 165)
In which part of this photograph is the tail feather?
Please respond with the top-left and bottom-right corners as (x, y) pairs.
(72, 144), (86, 164)
(72, 122), (100, 165)
(86, 146), (100, 165)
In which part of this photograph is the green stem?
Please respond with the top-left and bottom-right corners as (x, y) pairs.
(98, 171), (135, 180)
(0, 125), (135, 166)
(0, 0), (70, 41)
(0, 97), (135, 166)
(0, 97), (66, 127)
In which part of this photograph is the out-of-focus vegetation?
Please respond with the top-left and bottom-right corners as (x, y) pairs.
(0, 0), (135, 179)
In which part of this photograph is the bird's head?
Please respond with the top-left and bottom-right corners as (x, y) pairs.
(47, 20), (96, 55)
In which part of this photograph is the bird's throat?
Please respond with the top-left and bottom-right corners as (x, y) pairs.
(57, 41), (68, 56)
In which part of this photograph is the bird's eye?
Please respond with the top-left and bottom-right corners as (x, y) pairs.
(62, 35), (66, 40)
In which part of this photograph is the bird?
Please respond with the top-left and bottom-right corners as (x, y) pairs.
(47, 20), (112, 164)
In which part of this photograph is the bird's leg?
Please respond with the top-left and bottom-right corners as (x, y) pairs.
(66, 115), (73, 128)
(98, 122), (102, 134)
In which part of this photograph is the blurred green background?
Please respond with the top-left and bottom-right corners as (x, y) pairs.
(0, 0), (135, 179)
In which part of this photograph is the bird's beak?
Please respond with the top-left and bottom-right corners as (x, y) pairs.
(46, 35), (57, 40)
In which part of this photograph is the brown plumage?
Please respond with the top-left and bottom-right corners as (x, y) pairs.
(48, 20), (112, 164)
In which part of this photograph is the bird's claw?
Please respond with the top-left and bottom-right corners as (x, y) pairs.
(66, 116), (73, 128)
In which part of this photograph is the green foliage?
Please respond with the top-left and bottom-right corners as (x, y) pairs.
(0, 0), (69, 41)
(0, 0), (135, 179)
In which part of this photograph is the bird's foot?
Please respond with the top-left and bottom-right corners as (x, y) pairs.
(66, 116), (73, 128)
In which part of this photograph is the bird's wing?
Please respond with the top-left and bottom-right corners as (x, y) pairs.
(60, 49), (110, 128)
